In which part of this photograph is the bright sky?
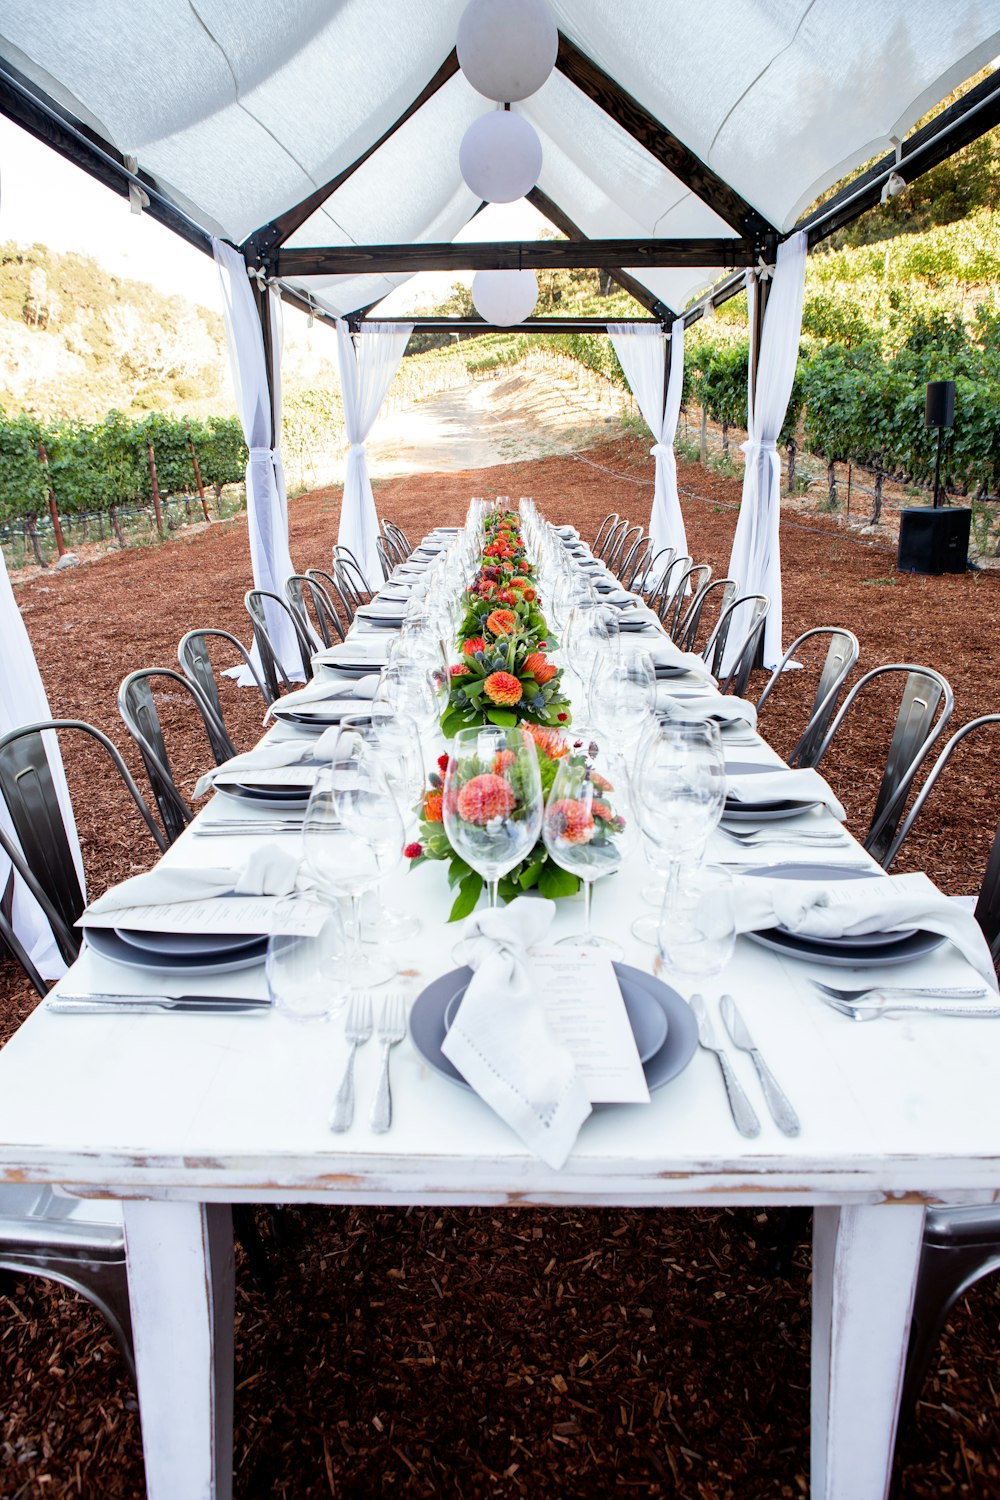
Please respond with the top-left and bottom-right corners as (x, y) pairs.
(0, 113), (550, 320)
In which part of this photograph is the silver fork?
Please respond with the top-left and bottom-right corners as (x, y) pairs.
(329, 993), (373, 1132)
(810, 981), (999, 1022)
(370, 993), (406, 1133)
(721, 826), (848, 846)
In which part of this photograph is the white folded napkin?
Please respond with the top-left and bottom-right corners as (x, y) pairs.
(314, 638), (391, 668)
(193, 726), (344, 798)
(84, 843), (300, 916)
(356, 600), (406, 620)
(725, 870), (999, 992)
(657, 692), (757, 729)
(264, 672), (379, 724)
(442, 898), (592, 1169)
(726, 766), (846, 821)
(651, 652), (716, 685)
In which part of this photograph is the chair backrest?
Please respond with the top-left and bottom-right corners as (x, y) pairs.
(640, 547), (675, 601)
(285, 575), (339, 649)
(245, 588), (314, 684)
(597, 517), (629, 563)
(702, 587), (755, 675)
(381, 519), (412, 555)
(652, 555), (691, 621)
(812, 663), (955, 864)
(118, 668), (234, 844)
(620, 531), (652, 588)
(674, 576), (734, 653)
(975, 818), (1000, 965)
(882, 714), (1000, 876)
(756, 626), (860, 769)
(381, 528), (408, 567)
(0, 820), (63, 991)
(306, 569), (353, 632)
(592, 513), (619, 554)
(0, 719), (165, 963)
(719, 595), (770, 697)
(332, 546), (373, 602)
(665, 563), (712, 639)
(608, 522), (642, 576)
(178, 628), (273, 717)
(374, 535), (395, 582)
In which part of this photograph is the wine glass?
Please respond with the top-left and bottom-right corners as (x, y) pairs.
(265, 902), (349, 1022)
(301, 752), (403, 987)
(587, 650), (656, 751)
(341, 710), (424, 941)
(442, 726), (543, 910)
(541, 734), (630, 954)
(562, 604), (619, 700)
(630, 721), (726, 946)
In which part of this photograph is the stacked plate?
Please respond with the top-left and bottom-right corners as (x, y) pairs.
(86, 924), (267, 976)
(271, 697), (372, 729)
(215, 779), (311, 810)
(722, 760), (822, 821)
(743, 863), (945, 968)
(408, 962), (699, 1101)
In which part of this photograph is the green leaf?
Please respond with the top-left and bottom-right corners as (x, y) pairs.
(440, 706), (466, 739)
(518, 859), (544, 890)
(485, 708), (517, 727)
(446, 855), (474, 888)
(538, 864), (581, 899)
(449, 870), (483, 922)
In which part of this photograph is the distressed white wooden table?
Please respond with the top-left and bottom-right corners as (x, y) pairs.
(2, 558), (997, 1499)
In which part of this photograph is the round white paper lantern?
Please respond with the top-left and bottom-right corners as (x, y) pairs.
(459, 111), (542, 203)
(472, 269), (539, 326)
(457, 0), (558, 102)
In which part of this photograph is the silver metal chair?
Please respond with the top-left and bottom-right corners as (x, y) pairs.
(245, 588), (314, 687)
(811, 663), (955, 865)
(285, 575), (341, 649)
(306, 568), (353, 632)
(619, 530), (651, 588)
(756, 627), (860, 769)
(664, 563), (712, 639)
(375, 535), (396, 582)
(638, 546), (674, 599)
(380, 529), (409, 568)
(381, 519), (413, 556)
(597, 516), (629, 565)
(607, 522), (642, 577)
(701, 591), (763, 677)
(592, 513), (619, 554)
(332, 546), (373, 602)
(719, 595), (771, 698)
(0, 719), (166, 964)
(651, 555), (691, 622)
(675, 577), (736, 654)
(118, 668), (235, 842)
(178, 628), (273, 721)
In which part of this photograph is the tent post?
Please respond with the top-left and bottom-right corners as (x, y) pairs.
(249, 274), (279, 446)
(662, 335), (672, 428)
(748, 269), (770, 414)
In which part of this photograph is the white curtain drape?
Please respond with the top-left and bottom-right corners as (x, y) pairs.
(335, 319), (413, 586)
(725, 230), (808, 671)
(213, 238), (302, 680)
(608, 319), (688, 561)
(0, 547), (84, 980)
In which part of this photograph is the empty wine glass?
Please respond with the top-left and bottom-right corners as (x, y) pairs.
(541, 734), (630, 955)
(587, 650), (657, 755)
(340, 709), (425, 941)
(442, 725), (543, 910)
(630, 720), (726, 946)
(301, 753), (403, 987)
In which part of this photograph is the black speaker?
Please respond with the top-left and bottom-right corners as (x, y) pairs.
(925, 380), (955, 429)
(897, 506), (970, 574)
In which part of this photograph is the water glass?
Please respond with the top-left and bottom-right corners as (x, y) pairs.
(265, 901), (350, 1021)
(541, 733), (630, 954)
(658, 866), (736, 976)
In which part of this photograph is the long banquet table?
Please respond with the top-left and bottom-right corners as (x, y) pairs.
(1, 528), (999, 1500)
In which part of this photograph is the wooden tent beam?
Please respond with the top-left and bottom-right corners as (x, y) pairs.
(526, 185), (673, 319)
(555, 32), (776, 240)
(277, 238), (754, 277)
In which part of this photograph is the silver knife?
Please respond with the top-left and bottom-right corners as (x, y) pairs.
(690, 994), (760, 1138)
(48, 994), (271, 1014)
(720, 994), (800, 1136)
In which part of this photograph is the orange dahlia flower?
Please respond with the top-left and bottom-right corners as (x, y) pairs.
(547, 799), (596, 845)
(485, 608), (517, 636)
(457, 773), (517, 824)
(483, 671), (523, 706)
(497, 588), (517, 605)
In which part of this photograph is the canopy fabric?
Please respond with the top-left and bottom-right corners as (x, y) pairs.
(607, 320), (689, 562)
(3, 2), (998, 315)
(214, 238), (302, 680)
(0, 547), (84, 981)
(725, 231), (809, 671)
(335, 319), (414, 587)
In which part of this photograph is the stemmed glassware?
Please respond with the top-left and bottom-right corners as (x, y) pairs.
(586, 650), (657, 758)
(301, 747), (404, 987)
(442, 726), (543, 910)
(630, 720), (727, 946)
(541, 733), (631, 955)
(340, 710), (425, 941)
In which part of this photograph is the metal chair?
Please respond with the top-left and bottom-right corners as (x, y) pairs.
(381, 519), (413, 556)
(619, 530), (651, 587)
(719, 596), (771, 698)
(592, 513), (619, 554)
(332, 546), (373, 602)
(675, 577), (736, 654)
(285, 575), (342, 649)
(664, 563), (712, 639)
(0, 719), (166, 965)
(380, 528), (409, 568)
(755, 627), (860, 769)
(701, 590), (759, 675)
(607, 522), (642, 577)
(374, 535), (396, 582)
(638, 547), (675, 601)
(306, 569), (353, 632)
(811, 663), (955, 865)
(651, 555), (691, 622)
(245, 588), (314, 687)
(597, 516), (629, 564)
(118, 668), (235, 842)
(178, 629), (273, 726)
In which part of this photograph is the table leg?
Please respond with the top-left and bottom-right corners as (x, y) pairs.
(811, 1203), (924, 1500)
(123, 1201), (234, 1500)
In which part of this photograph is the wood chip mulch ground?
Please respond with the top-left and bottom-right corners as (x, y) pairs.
(3, 433), (1000, 1498)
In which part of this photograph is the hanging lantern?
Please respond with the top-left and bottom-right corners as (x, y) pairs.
(459, 111), (542, 203)
(472, 269), (539, 326)
(457, 0), (558, 102)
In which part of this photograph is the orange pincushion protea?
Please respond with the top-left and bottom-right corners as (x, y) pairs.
(493, 748), (517, 773)
(591, 771), (614, 792)
(483, 671), (523, 706)
(462, 635), (486, 656)
(523, 651), (557, 685)
(457, 773), (517, 825)
(450, 662), (472, 677)
(497, 588), (517, 605)
(547, 798), (596, 845)
(423, 790), (444, 823)
(485, 608), (517, 636)
(522, 587), (537, 602)
(525, 724), (568, 758)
